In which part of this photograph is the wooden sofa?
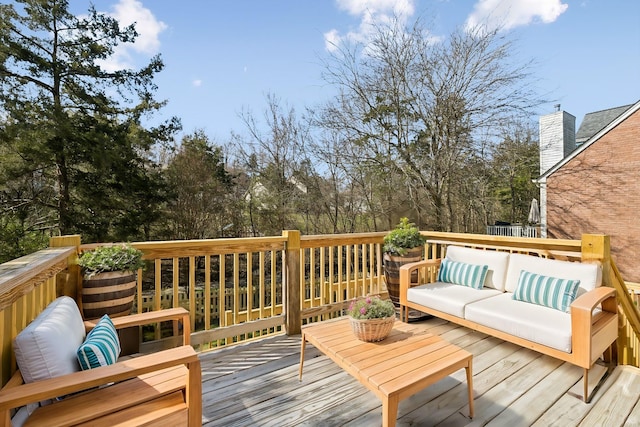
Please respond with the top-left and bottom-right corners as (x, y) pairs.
(0, 299), (201, 426)
(399, 245), (618, 403)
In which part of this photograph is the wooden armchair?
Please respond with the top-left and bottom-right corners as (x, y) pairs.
(0, 305), (201, 426)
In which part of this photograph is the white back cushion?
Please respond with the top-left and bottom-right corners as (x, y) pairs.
(14, 296), (86, 383)
(504, 253), (601, 295)
(445, 246), (510, 291)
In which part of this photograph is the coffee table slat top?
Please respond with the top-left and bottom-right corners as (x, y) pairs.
(300, 317), (474, 427)
(301, 318), (472, 398)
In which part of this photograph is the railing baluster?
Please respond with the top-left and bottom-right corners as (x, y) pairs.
(204, 255), (211, 333)
(259, 252), (265, 319)
(233, 253), (240, 326)
(218, 254), (226, 331)
(247, 252), (254, 321)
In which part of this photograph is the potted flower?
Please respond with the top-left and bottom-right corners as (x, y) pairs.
(78, 243), (146, 319)
(382, 218), (426, 306)
(347, 296), (396, 342)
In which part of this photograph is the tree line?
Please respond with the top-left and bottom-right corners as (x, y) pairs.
(0, 1), (540, 262)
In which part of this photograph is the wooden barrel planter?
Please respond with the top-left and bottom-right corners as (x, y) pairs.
(383, 246), (423, 306)
(81, 271), (137, 319)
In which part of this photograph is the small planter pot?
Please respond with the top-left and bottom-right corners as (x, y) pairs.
(349, 316), (395, 342)
(81, 270), (137, 319)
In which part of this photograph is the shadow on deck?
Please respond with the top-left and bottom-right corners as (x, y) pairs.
(198, 317), (640, 426)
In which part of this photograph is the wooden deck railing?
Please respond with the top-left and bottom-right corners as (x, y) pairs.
(0, 244), (76, 386)
(1, 231), (640, 389)
(78, 230), (388, 351)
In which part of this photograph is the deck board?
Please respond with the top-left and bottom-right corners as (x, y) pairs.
(199, 318), (640, 426)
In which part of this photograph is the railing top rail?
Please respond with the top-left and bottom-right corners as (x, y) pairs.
(81, 236), (288, 258)
(421, 231), (581, 252)
(0, 247), (75, 311)
(300, 232), (386, 249)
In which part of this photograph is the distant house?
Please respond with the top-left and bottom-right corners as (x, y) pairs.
(537, 100), (640, 282)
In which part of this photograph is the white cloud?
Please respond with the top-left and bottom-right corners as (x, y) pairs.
(324, 28), (341, 52)
(98, 0), (167, 72)
(465, 0), (568, 32)
(192, 79), (202, 87)
(335, 0), (414, 19)
(324, 0), (415, 52)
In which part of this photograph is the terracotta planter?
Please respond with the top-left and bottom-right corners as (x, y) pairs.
(81, 270), (137, 319)
(383, 247), (423, 306)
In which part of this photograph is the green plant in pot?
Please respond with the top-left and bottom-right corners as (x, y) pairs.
(78, 243), (145, 319)
(347, 296), (396, 342)
(383, 218), (426, 307)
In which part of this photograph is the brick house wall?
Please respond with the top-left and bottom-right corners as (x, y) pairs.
(546, 108), (640, 281)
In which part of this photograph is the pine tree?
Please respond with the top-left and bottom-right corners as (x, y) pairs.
(0, 0), (179, 243)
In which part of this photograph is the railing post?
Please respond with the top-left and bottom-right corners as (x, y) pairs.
(581, 234), (611, 286)
(283, 230), (301, 335)
(50, 235), (82, 302)
(581, 234), (638, 365)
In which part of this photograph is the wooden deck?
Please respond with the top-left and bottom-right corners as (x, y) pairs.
(199, 317), (640, 426)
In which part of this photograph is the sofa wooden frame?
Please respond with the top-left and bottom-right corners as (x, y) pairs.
(399, 257), (618, 403)
(0, 307), (202, 426)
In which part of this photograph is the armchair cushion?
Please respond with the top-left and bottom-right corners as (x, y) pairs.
(13, 296), (85, 384)
(77, 315), (121, 370)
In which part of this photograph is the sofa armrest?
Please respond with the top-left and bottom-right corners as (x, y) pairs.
(0, 345), (199, 414)
(570, 286), (618, 367)
(84, 307), (191, 345)
(399, 259), (441, 306)
(571, 286), (616, 316)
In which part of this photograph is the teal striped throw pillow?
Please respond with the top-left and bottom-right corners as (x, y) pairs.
(77, 315), (121, 370)
(512, 270), (581, 312)
(437, 259), (489, 289)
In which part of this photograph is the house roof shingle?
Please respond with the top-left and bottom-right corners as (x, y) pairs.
(575, 104), (634, 145)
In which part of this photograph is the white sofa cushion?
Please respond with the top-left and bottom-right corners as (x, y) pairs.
(504, 253), (601, 296)
(445, 246), (510, 291)
(407, 282), (502, 318)
(465, 293), (572, 353)
(437, 259), (488, 289)
(14, 296), (86, 384)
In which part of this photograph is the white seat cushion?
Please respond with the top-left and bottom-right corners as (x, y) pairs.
(407, 282), (502, 318)
(14, 296), (86, 383)
(445, 246), (510, 291)
(504, 254), (601, 296)
(465, 293), (572, 353)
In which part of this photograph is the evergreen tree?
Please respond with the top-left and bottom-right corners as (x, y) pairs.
(0, 0), (179, 243)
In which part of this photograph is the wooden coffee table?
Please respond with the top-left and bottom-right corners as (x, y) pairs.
(299, 318), (474, 427)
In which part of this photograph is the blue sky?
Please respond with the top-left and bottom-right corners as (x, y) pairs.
(72, 0), (640, 142)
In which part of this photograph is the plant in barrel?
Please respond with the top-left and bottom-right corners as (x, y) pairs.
(382, 218), (426, 307)
(78, 244), (145, 319)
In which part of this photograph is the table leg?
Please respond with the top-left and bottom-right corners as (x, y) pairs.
(466, 358), (474, 418)
(299, 333), (306, 381)
(382, 396), (399, 427)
